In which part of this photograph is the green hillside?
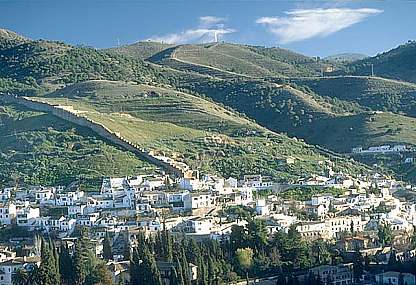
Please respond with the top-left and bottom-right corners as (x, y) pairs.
(111, 42), (335, 79)
(291, 76), (416, 116)
(294, 111), (416, 153)
(109, 41), (174, 60)
(0, 103), (154, 188)
(33, 80), (366, 182)
(0, 28), (29, 49)
(0, 30), (162, 91)
(346, 41), (416, 83)
(325, 53), (367, 62)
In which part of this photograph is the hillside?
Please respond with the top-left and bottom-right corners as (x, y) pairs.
(113, 42), (334, 78)
(0, 102), (154, 187)
(346, 41), (416, 83)
(109, 41), (174, 60)
(0, 28), (28, 49)
(325, 53), (367, 62)
(294, 111), (416, 153)
(0, 30), (162, 91)
(31, 80), (366, 182)
(291, 76), (416, 116)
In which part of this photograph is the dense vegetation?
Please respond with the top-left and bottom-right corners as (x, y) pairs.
(0, 103), (154, 187)
(279, 186), (346, 201)
(346, 41), (416, 83)
(291, 76), (416, 116)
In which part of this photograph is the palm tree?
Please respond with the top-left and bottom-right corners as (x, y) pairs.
(12, 268), (29, 285)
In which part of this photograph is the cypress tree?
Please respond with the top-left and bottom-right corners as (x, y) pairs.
(173, 255), (185, 285)
(162, 222), (173, 262)
(102, 234), (113, 260)
(129, 248), (141, 285)
(37, 238), (61, 285)
(74, 228), (92, 285)
(59, 243), (74, 285)
(139, 246), (163, 285)
(181, 248), (191, 285)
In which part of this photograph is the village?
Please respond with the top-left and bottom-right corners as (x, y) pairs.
(1, 161), (416, 285)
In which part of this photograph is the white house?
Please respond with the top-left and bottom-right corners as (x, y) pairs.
(179, 177), (201, 191)
(0, 257), (40, 285)
(325, 216), (366, 238)
(296, 221), (328, 239)
(0, 188), (12, 202)
(183, 192), (216, 210)
(243, 175), (273, 190)
(55, 191), (85, 206)
(16, 206), (40, 227)
(0, 202), (16, 225)
(76, 213), (99, 227)
(188, 218), (213, 235)
(68, 204), (87, 216)
(256, 199), (269, 216)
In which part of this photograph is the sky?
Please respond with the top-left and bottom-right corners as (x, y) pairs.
(0, 0), (415, 57)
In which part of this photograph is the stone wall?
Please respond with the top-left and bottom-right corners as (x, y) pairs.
(0, 95), (185, 177)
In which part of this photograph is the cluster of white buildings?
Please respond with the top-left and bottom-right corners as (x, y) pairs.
(1, 167), (416, 284)
(352, 144), (409, 154)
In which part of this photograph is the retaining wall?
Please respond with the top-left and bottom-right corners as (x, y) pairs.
(0, 95), (185, 177)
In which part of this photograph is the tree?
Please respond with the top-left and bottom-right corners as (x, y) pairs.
(236, 248), (253, 285)
(353, 251), (364, 282)
(59, 243), (74, 285)
(12, 268), (29, 285)
(247, 219), (268, 251)
(378, 223), (393, 246)
(102, 234), (113, 260)
(173, 255), (185, 285)
(311, 240), (331, 265)
(130, 242), (162, 285)
(85, 262), (112, 285)
(74, 228), (93, 285)
(230, 225), (247, 252)
(37, 239), (60, 285)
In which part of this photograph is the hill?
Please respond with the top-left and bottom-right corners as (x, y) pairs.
(346, 41), (416, 83)
(109, 41), (174, 60)
(325, 53), (367, 62)
(113, 42), (334, 78)
(31, 80), (366, 182)
(290, 76), (416, 116)
(0, 28), (28, 49)
(0, 102), (154, 188)
(0, 29), (386, 184)
(0, 34), (162, 92)
(294, 111), (416, 153)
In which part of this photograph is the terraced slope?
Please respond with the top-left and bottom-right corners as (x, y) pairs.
(31, 80), (366, 182)
(291, 76), (416, 116)
(294, 111), (416, 153)
(0, 103), (154, 187)
(112, 42), (334, 79)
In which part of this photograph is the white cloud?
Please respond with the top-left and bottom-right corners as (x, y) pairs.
(148, 16), (235, 44)
(256, 8), (382, 44)
(199, 16), (226, 28)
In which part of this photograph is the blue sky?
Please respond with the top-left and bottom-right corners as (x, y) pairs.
(1, 0), (415, 57)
